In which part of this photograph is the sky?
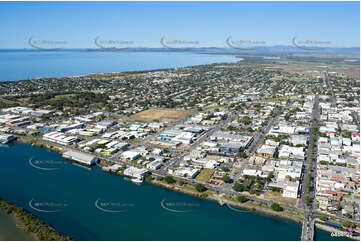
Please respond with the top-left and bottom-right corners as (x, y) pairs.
(0, 1), (359, 49)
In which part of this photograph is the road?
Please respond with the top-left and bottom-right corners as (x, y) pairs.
(300, 95), (319, 241)
(159, 110), (240, 175)
(324, 70), (336, 105)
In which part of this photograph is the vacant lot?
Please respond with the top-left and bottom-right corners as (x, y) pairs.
(131, 108), (194, 123)
(195, 168), (214, 183)
(262, 191), (297, 206)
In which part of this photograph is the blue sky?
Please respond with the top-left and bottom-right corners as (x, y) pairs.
(0, 1), (359, 48)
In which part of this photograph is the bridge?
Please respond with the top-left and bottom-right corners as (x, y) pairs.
(301, 209), (315, 241)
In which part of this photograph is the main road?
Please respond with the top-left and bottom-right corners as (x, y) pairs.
(300, 94), (320, 241)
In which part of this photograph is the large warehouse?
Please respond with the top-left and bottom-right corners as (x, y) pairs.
(62, 150), (98, 166)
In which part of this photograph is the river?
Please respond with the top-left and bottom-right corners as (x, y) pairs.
(0, 142), (349, 240)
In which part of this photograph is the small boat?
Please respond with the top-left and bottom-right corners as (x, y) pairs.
(0, 134), (16, 144)
(131, 178), (143, 183)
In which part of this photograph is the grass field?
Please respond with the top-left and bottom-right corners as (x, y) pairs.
(195, 168), (214, 183)
(131, 108), (194, 123)
(262, 191), (297, 205)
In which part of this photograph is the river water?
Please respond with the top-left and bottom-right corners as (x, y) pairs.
(0, 142), (348, 241)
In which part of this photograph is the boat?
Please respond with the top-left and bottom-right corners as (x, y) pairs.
(0, 134), (16, 144)
(131, 178), (143, 183)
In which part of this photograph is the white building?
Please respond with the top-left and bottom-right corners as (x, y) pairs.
(62, 150), (98, 166)
(122, 151), (141, 161)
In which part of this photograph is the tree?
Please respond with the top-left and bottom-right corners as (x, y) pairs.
(237, 152), (247, 158)
(342, 221), (356, 228)
(240, 116), (251, 125)
(144, 175), (153, 183)
(195, 184), (207, 193)
(164, 176), (175, 184)
(273, 151), (279, 158)
(222, 175), (231, 183)
(271, 203), (284, 212)
(266, 171), (274, 183)
(318, 215), (328, 221)
(233, 182), (244, 192)
(237, 195), (248, 203)
(221, 166), (230, 172)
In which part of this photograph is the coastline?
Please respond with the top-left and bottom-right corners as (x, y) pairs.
(0, 208), (36, 241)
(0, 198), (70, 241)
(0, 51), (240, 83)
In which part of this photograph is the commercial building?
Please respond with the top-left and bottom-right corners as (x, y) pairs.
(122, 151), (141, 161)
(62, 150), (98, 166)
(57, 123), (84, 132)
(124, 166), (149, 180)
(43, 132), (78, 145)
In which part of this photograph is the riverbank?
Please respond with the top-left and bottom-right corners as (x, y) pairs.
(15, 137), (358, 240)
(17, 136), (305, 224)
(315, 221), (360, 241)
(0, 199), (70, 240)
(150, 178), (304, 224)
(0, 209), (35, 241)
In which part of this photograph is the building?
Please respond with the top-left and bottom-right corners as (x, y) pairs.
(43, 132), (78, 145)
(171, 167), (200, 179)
(146, 161), (162, 170)
(220, 142), (244, 153)
(282, 182), (299, 199)
(97, 120), (117, 130)
(290, 135), (308, 146)
(124, 166), (149, 180)
(121, 151), (141, 161)
(257, 145), (276, 158)
(62, 150), (98, 166)
(57, 123), (84, 132)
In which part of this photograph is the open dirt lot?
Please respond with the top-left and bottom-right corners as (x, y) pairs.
(131, 108), (194, 123)
(262, 191), (297, 206)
